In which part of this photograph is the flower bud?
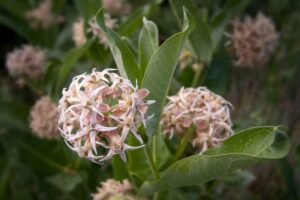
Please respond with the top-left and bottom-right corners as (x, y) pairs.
(58, 69), (154, 163)
(161, 87), (233, 153)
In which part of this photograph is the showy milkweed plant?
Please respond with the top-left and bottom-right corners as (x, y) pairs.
(0, 1), (295, 199)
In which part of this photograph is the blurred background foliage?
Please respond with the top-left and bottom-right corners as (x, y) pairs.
(0, 0), (299, 199)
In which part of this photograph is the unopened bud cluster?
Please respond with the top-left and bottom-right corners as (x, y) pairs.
(92, 179), (137, 200)
(6, 45), (46, 78)
(161, 87), (233, 153)
(30, 96), (59, 139)
(58, 69), (153, 163)
(227, 13), (278, 67)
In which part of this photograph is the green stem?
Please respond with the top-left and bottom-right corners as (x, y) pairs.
(143, 147), (160, 180)
(191, 63), (205, 87)
(11, 136), (72, 173)
(174, 126), (195, 161)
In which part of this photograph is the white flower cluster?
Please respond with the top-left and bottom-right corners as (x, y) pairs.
(227, 12), (278, 67)
(6, 45), (46, 78)
(30, 96), (59, 140)
(161, 87), (233, 153)
(92, 179), (136, 200)
(58, 69), (154, 163)
(26, 0), (63, 29)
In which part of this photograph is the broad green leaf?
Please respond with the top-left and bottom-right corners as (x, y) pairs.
(96, 7), (141, 85)
(169, 0), (213, 63)
(138, 17), (159, 77)
(210, 0), (251, 49)
(142, 8), (195, 138)
(46, 172), (82, 192)
(55, 40), (92, 96)
(140, 126), (290, 195)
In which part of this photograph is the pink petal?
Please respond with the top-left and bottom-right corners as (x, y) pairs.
(136, 89), (149, 99)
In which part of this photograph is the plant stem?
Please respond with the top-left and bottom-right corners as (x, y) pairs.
(191, 63), (205, 87)
(174, 126), (195, 161)
(143, 147), (160, 180)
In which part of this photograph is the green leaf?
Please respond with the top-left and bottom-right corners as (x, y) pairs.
(46, 172), (83, 192)
(152, 134), (173, 170)
(96, 7), (141, 85)
(118, 8), (146, 37)
(112, 156), (130, 181)
(73, 0), (101, 20)
(128, 136), (153, 182)
(169, 0), (213, 63)
(142, 8), (195, 138)
(138, 17), (159, 77)
(55, 40), (92, 96)
(140, 126), (290, 195)
(210, 0), (251, 49)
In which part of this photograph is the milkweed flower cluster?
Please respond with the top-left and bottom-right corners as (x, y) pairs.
(26, 0), (63, 29)
(58, 69), (154, 163)
(72, 18), (87, 46)
(102, 0), (131, 15)
(92, 179), (138, 200)
(161, 87), (233, 154)
(227, 12), (279, 67)
(30, 96), (59, 140)
(6, 45), (46, 78)
(88, 15), (117, 47)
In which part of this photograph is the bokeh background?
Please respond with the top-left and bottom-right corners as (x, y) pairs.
(0, 0), (299, 199)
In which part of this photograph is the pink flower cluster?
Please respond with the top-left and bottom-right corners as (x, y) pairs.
(88, 15), (117, 47)
(72, 18), (87, 46)
(6, 45), (46, 78)
(30, 96), (59, 140)
(92, 179), (135, 200)
(161, 87), (233, 153)
(227, 12), (278, 67)
(102, 0), (131, 15)
(58, 69), (154, 163)
(26, 0), (63, 29)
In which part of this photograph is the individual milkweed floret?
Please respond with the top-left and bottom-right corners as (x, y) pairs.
(72, 18), (87, 46)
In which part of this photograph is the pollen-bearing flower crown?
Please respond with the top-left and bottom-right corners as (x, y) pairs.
(58, 69), (154, 163)
(227, 12), (278, 67)
(161, 87), (233, 154)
